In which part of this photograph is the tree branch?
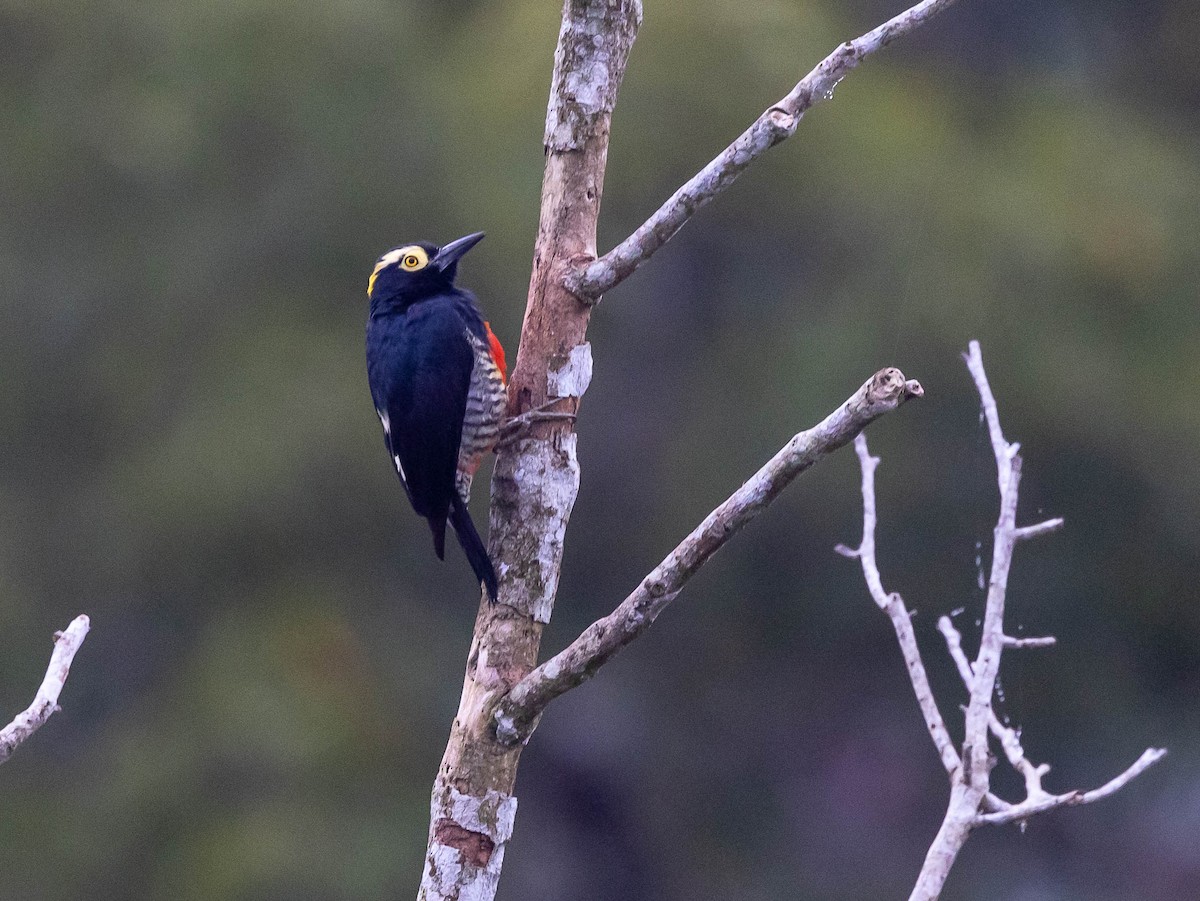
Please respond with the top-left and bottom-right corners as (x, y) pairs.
(841, 343), (1166, 901)
(1013, 518), (1064, 541)
(938, 615), (1053, 803)
(835, 434), (960, 776)
(569, 0), (963, 299)
(938, 615), (1167, 824)
(964, 339), (1014, 495)
(494, 368), (923, 746)
(418, 3), (642, 898)
(1001, 633), (1056, 649)
(960, 442), (1020, 794)
(975, 748), (1168, 826)
(0, 615), (90, 764)
(974, 748), (1171, 825)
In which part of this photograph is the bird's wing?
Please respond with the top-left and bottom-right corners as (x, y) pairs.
(374, 406), (414, 505)
(382, 303), (474, 525)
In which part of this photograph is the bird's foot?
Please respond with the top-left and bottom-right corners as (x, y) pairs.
(497, 401), (577, 446)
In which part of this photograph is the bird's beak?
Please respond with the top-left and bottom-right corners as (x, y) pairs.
(433, 232), (485, 271)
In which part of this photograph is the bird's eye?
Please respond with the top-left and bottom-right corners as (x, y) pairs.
(402, 254), (422, 270)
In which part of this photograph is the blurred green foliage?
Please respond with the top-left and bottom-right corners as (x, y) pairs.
(1, 0), (1197, 898)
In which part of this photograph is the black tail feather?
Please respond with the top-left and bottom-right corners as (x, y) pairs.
(448, 494), (498, 602)
(428, 516), (447, 561)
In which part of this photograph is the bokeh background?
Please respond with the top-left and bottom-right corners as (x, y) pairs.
(2, 0), (1197, 898)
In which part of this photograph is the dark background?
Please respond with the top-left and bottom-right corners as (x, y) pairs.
(1, 0), (1197, 898)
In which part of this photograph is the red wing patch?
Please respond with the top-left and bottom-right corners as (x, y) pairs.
(485, 322), (508, 384)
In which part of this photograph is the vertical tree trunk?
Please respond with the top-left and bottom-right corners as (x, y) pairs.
(418, 3), (642, 898)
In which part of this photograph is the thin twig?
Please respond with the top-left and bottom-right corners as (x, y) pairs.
(1013, 518), (1065, 541)
(569, 0), (962, 298)
(837, 435), (960, 776)
(493, 368), (923, 746)
(964, 340), (1015, 497)
(1002, 634), (1056, 649)
(976, 749), (1169, 827)
(0, 615), (91, 764)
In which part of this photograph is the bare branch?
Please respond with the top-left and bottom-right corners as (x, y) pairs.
(964, 339), (1015, 494)
(913, 345), (1027, 896)
(493, 369), (923, 746)
(1014, 518), (1065, 542)
(840, 434), (961, 776)
(976, 749), (1169, 827)
(961, 341), (1021, 792)
(0, 615), (91, 765)
(1002, 634), (1056, 649)
(983, 792), (1013, 814)
(569, 0), (963, 298)
(849, 342), (1166, 901)
(941, 612), (1167, 826)
(938, 616), (1052, 802)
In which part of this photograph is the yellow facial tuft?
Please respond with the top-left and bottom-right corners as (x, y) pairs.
(367, 245), (430, 297)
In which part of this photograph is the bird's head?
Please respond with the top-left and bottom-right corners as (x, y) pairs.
(366, 232), (485, 305)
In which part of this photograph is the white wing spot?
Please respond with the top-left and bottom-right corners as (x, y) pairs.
(377, 409), (391, 437)
(393, 454), (406, 482)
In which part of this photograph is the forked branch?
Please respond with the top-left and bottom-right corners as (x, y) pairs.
(423, 1), (971, 897)
(938, 614), (1165, 826)
(840, 343), (1165, 901)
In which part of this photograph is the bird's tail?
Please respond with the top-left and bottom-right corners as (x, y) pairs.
(428, 516), (448, 561)
(449, 493), (499, 603)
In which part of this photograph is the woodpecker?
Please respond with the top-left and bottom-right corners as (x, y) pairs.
(365, 232), (507, 602)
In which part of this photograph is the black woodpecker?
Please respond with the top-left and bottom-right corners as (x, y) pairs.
(365, 232), (508, 602)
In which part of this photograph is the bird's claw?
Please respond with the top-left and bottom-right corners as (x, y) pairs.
(497, 402), (577, 446)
